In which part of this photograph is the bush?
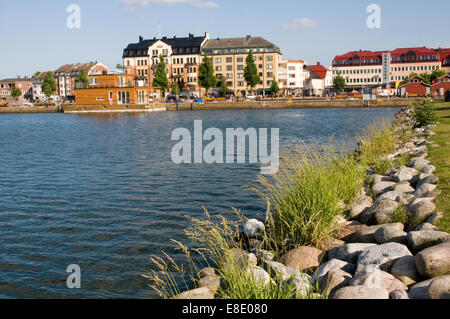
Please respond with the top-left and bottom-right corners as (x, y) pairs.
(391, 207), (408, 224)
(413, 98), (436, 127)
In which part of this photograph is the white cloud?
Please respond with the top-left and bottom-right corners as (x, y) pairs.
(282, 18), (320, 30)
(119, 0), (220, 9)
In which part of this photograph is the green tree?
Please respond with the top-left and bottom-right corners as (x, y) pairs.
(270, 77), (280, 96)
(33, 71), (41, 79)
(333, 73), (346, 93)
(431, 69), (446, 83)
(220, 80), (228, 96)
(400, 72), (418, 86)
(42, 72), (57, 98)
(153, 55), (169, 97)
(171, 81), (180, 95)
(11, 87), (22, 101)
(244, 51), (261, 94)
(116, 64), (123, 70)
(199, 55), (217, 96)
(75, 70), (89, 89)
(419, 72), (432, 85)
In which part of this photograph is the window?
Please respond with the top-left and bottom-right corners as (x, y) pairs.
(238, 81), (244, 87)
(267, 72), (273, 78)
(216, 66), (222, 71)
(117, 91), (130, 104)
(109, 91), (113, 100)
(237, 57), (244, 63)
(267, 64), (273, 69)
(227, 65), (233, 71)
(226, 73), (233, 79)
(226, 57), (232, 63)
(90, 78), (98, 85)
(267, 56), (273, 61)
(215, 58), (222, 63)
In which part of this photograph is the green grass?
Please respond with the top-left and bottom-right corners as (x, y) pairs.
(427, 102), (450, 232)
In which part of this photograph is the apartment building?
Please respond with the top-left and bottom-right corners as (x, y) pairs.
(75, 73), (151, 105)
(332, 47), (448, 90)
(201, 35), (282, 96)
(0, 76), (33, 102)
(122, 33), (209, 95)
(54, 62), (108, 100)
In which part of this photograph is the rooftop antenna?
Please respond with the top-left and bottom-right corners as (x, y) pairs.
(157, 21), (161, 38)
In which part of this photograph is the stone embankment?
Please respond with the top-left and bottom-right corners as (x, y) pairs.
(175, 106), (449, 300)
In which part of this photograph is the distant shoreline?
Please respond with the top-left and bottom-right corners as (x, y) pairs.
(0, 98), (432, 114)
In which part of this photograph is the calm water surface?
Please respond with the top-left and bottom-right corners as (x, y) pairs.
(0, 108), (400, 298)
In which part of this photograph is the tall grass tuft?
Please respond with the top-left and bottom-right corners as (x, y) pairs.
(253, 142), (365, 252)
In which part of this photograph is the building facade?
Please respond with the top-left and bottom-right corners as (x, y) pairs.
(0, 76), (33, 103)
(54, 62), (108, 100)
(304, 63), (333, 96)
(75, 73), (151, 105)
(201, 35), (282, 96)
(123, 33), (209, 96)
(332, 47), (447, 90)
(277, 59), (308, 95)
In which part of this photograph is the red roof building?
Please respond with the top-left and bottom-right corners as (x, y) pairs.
(399, 75), (431, 97)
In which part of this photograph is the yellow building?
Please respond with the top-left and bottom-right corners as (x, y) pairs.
(201, 36), (282, 96)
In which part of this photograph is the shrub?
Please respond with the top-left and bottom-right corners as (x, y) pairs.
(390, 207), (408, 224)
(413, 98), (436, 127)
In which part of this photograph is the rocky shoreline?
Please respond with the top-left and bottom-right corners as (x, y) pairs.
(175, 106), (449, 300)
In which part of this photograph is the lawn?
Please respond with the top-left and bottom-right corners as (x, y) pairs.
(428, 102), (450, 232)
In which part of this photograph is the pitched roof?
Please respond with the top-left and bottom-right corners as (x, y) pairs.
(305, 63), (329, 79)
(203, 36), (278, 50)
(55, 62), (100, 73)
(123, 34), (206, 57)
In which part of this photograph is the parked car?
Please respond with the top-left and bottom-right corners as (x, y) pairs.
(21, 103), (34, 107)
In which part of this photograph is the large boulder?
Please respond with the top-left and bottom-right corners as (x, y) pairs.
(407, 201), (436, 226)
(347, 196), (373, 220)
(262, 260), (299, 281)
(408, 279), (434, 299)
(374, 223), (407, 244)
(378, 191), (404, 203)
(427, 212), (444, 225)
(220, 248), (249, 270)
(427, 275), (450, 299)
(422, 165), (436, 174)
(245, 266), (274, 286)
(334, 221), (368, 242)
(409, 157), (430, 170)
(390, 256), (421, 286)
(414, 183), (437, 198)
(350, 265), (407, 293)
(324, 270), (353, 297)
(415, 223), (438, 231)
(390, 290), (409, 299)
(351, 224), (402, 244)
(360, 200), (399, 225)
(311, 259), (356, 288)
(415, 242), (450, 278)
(392, 182), (415, 194)
(357, 242), (412, 272)
(391, 167), (418, 183)
(174, 287), (215, 299)
(372, 181), (396, 196)
(407, 230), (450, 252)
(332, 286), (389, 299)
(243, 219), (265, 239)
(328, 243), (377, 263)
(282, 246), (325, 273)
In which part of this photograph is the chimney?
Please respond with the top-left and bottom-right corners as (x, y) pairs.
(317, 62), (320, 66)
(205, 32), (210, 39)
(139, 36), (143, 42)
(17, 75), (21, 79)
(246, 35), (251, 39)
(24, 76), (28, 79)
(174, 35), (176, 39)
(189, 33), (193, 39)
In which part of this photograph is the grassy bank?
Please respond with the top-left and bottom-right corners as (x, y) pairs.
(427, 102), (450, 232)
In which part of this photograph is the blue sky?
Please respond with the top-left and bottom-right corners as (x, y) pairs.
(1, 0), (449, 78)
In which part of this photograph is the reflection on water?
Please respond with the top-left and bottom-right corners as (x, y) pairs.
(0, 107), (400, 298)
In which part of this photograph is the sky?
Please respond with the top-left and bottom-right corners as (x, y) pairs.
(1, 0), (450, 78)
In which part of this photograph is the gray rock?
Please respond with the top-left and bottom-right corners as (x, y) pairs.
(415, 242), (450, 278)
(350, 265), (408, 293)
(348, 196), (373, 220)
(392, 183), (415, 194)
(254, 249), (275, 262)
(390, 290), (409, 299)
(197, 274), (221, 294)
(174, 287), (215, 299)
(312, 259), (356, 288)
(328, 243), (377, 263)
(378, 191), (405, 203)
(371, 175), (393, 185)
(323, 269), (353, 297)
(357, 242), (413, 272)
(390, 255), (421, 286)
(245, 266), (274, 286)
(262, 260), (299, 281)
(408, 279), (434, 299)
(414, 183), (437, 198)
(281, 246), (325, 273)
(419, 175), (439, 186)
(416, 223), (437, 231)
(372, 181), (396, 196)
(407, 230), (449, 252)
(422, 165), (436, 174)
(410, 157), (430, 170)
(408, 201), (436, 225)
(427, 275), (450, 299)
(423, 190), (442, 200)
(332, 286), (389, 299)
(374, 223), (408, 244)
(248, 253), (258, 267)
(220, 248), (249, 270)
(360, 200), (398, 225)
(243, 219), (265, 239)
(351, 224), (403, 244)
(392, 167), (418, 183)
(437, 235), (450, 245)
